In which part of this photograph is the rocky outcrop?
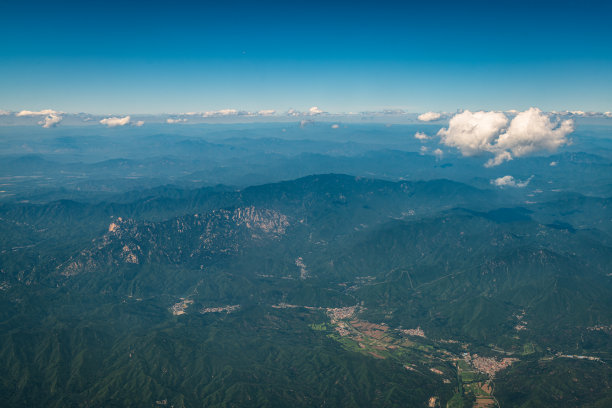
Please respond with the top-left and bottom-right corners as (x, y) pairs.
(58, 207), (289, 276)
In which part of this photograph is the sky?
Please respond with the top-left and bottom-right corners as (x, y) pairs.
(1, 0), (611, 114)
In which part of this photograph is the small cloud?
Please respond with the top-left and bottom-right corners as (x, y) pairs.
(202, 109), (256, 117)
(381, 109), (406, 115)
(100, 116), (131, 127)
(420, 146), (428, 154)
(491, 175), (533, 188)
(134, 120), (144, 127)
(166, 118), (187, 124)
(40, 114), (62, 128)
(16, 109), (58, 117)
(414, 132), (429, 140)
(433, 148), (444, 159)
(549, 161), (558, 166)
(308, 106), (324, 115)
(0, 109), (10, 116)
(286, 107), (326, 116)
(257, 109), (276, 116)
(331, 124), (340, 129)
(438, 108), (573, 167)
(217, 109), (238, 116)
(550, 110), (607, 118)
(485, 151), (512, 168)
(203, 109), (238, 117)
(300, 119), (314, 128)
(16, 109), (63, 128)
(417, 111), (442, 122)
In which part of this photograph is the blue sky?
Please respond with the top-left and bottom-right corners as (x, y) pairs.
(1, 0), (611, 114)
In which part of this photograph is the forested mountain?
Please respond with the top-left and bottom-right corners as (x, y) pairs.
(1, 171), (612, 407)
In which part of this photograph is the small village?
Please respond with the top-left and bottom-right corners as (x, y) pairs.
(462, 353), (518, 377)
(319, 305), (521, 408)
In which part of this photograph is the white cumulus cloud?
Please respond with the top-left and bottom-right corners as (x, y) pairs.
(438, 108), (573, 167)
(438, 110), (508, 156)
(16, 109), (63, 128)
(414, 132), (429, 140)
(331, 124), (340, 129)
(308, 106), (324, 115)
(417, 111), (442, 122)
(491, 175), (533, 188)
(495, 108), (573, 158)
(100, 116), (132, 127)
